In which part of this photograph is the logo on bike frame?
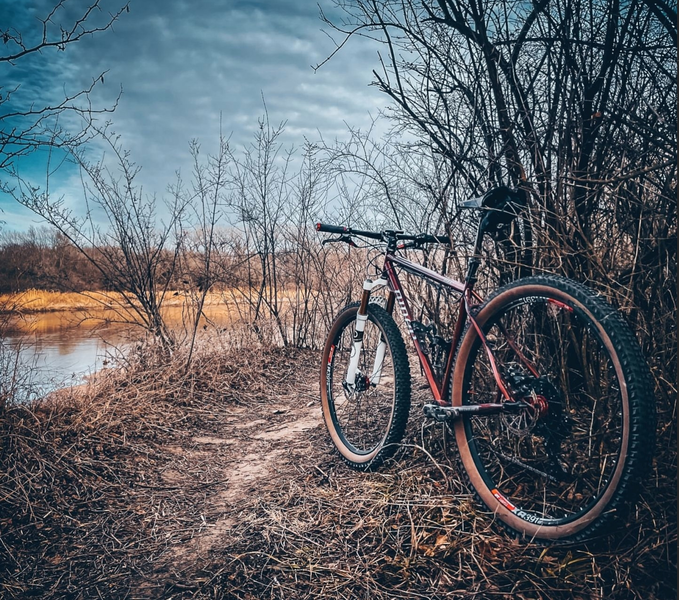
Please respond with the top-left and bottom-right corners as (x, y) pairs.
(394, 289), (418, 343)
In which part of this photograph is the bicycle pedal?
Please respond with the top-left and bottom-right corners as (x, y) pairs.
(423, 403), (460, 423)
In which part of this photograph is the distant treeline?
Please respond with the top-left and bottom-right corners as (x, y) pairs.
(0, 228), (106, 293)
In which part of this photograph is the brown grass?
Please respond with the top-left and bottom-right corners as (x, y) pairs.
(0, 289), (232, 314)
(190, 393), (676, 600)
(0, 289), (102, 312)
(0, 340), (292, 598)
(0, 344), (674, 599)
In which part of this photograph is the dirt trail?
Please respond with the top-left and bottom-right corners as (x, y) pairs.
(163, 378), (323, 564)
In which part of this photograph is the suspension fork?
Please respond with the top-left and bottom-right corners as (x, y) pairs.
(368, 290), (396, 386)
(345, 277), (388, 389)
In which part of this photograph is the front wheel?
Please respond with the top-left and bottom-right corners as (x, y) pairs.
(452, 275), (655, 543)
(321, 303), (411, 471)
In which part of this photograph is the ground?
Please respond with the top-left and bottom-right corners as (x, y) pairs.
(162, 369), (323, 573)
(0, 346), (675, 599)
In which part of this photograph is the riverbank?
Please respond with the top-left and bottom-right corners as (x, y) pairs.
(0, 289), (230, 314)
(0, 343), (675, 599)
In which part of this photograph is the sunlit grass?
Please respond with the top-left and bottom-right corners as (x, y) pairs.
(0, 290), (118, 313)
(0, 289), (234, 313)
(0, 287), (310, 315)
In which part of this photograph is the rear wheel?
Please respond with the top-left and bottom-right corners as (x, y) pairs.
(321, 303), (411, 470)
(452, 275), (655, 543)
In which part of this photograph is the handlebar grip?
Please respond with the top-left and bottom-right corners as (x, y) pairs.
(316, 223), (350, 235)
(420, 234), (451, 245)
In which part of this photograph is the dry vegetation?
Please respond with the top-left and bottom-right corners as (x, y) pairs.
(0, 0), (674, 597)
(0, 342), (674, 599)
(0, 289), (131, 313)
(0, 289), (230, 314)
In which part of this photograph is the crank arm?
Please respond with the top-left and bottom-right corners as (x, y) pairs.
(423, 401), (528, 423)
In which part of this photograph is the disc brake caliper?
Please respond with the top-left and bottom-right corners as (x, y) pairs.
(506, 368), (573, 482)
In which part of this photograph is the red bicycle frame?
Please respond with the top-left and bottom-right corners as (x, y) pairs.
(315, 219), (539, 413)
(380, 253), (526, 406)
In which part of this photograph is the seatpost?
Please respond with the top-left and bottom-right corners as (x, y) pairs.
(465, 226), (485, 286)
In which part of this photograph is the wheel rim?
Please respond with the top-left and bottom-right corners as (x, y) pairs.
(327, 314), (396, 456)
(461, 293), (627, 528)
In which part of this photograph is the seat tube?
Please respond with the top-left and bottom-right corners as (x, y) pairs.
(345, 279), (372, 386)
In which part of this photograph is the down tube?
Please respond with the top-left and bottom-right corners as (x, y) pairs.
(383, 259), (445, 403)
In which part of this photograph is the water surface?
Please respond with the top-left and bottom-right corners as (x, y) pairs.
(3, 306), (235, 397)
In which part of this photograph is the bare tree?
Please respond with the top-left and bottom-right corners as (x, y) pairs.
(174, 134), (230, 368)
(322, 0), (676, 274)
(0, 1), (129, 179)
(11, 132), (186, 350)
(226, 108), (294, 345)
(323, 1), (675, 283)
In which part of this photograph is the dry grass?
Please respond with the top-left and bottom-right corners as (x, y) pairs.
(0, 289), (232, 314)
(0, 345), (675, 599)
(0, 289), (129, 312)
(0, 341), (291, 598)
(188, 396), (676, 599)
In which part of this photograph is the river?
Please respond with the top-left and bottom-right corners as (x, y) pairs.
(2, 306), (236, 398)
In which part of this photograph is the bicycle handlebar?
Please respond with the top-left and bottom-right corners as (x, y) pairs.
(411, 233), (451, 245)
(316, 222), (383, 240)
(315, 223), (450, 245)
(316, 223), (349, 235)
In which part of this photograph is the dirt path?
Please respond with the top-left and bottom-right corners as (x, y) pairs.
(160, 368), (324, 569)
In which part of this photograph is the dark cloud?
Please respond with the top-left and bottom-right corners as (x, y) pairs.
(0, 0), (388, 229)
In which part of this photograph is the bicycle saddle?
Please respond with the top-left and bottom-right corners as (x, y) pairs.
(461, 186), (526, 233)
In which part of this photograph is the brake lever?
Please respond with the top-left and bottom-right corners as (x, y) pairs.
(322, 235), (357, 247)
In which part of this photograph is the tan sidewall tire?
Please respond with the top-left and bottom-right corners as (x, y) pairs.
(452, 283), (630, 541)
(320, 303), (411, 469)
(320, 310), (383, 465)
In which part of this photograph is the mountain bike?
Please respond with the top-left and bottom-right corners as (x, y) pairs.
(316, 187), (655, 543)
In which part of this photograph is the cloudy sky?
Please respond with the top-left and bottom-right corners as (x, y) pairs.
(0, 0), (389, 231)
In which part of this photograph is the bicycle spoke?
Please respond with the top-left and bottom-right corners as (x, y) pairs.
(328, 317), (399, 454)
(462, 292), (625, 525)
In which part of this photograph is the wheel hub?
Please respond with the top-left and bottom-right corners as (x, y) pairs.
(501, 366), (573, 479)
(502, 368), (560, 434)
(342, 371), (370, 397)
(354, 373), (370, 393)
(527, 392), (549, 418)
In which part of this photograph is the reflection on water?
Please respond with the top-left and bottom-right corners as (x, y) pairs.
(4, 306), (235, 396)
